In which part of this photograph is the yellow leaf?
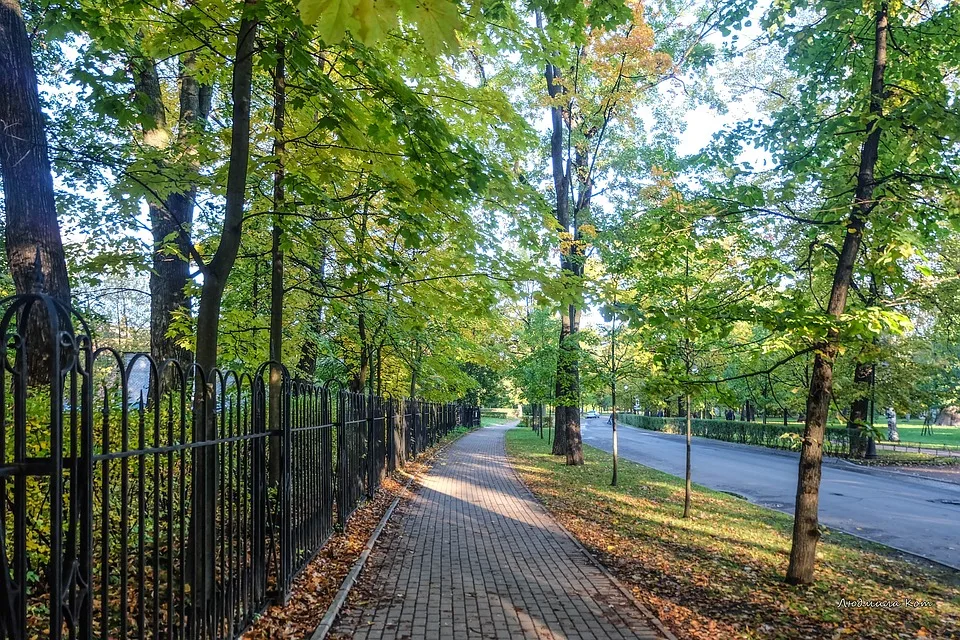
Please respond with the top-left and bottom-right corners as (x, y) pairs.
(299, 0), (358, 44)
(353, 0), (400, 44)
(411, 0), (461, 54)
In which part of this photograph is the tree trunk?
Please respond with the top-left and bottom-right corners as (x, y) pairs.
(133, 51), (209, 366)
(610, 320), (618, 487)
(268, 37), (286, 487)
(191, 2), (259, 617)
(683, 394), (692, 518)
(847, 362), (873, 458)
(541, 13), (583, 466)
(296, 240), (325, 379)
(351, 311), (370, 392)
(935, 407), (960, 426)
(611, 391), (618, 487)
(375, 343), (383, 396)
(0, 0), (72, 380)
(194, 6), (258, 370)
(552, 320), (569, 456)
(787, 2), (887, 586)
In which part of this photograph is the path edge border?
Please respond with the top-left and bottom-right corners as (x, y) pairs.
(306, 424), (492, 640)
(504, 426), (679, 640)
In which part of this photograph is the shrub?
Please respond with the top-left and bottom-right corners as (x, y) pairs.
(618, 414), (851, 457)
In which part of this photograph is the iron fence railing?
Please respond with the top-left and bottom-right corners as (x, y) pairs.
(0, 291), (480, 640)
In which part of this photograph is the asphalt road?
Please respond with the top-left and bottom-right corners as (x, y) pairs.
(580, 417), (960, 569)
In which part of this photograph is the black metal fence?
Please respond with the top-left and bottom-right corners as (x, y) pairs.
(0, 292), (480, 640)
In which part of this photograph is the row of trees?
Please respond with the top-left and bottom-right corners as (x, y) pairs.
(0, 0), (542, 402)
(3, 0), (959, 592)
(510, 0), (960, 587)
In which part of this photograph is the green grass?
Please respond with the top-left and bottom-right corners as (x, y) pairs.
(883, 425), (960, 448)
(505, 426), (959, 640)
(480, 416), (514, 427)
(771, 420), (960, 448)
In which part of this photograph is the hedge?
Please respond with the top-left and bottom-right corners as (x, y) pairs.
(481, 408), (515, 418)
(617, 414), (852, 457)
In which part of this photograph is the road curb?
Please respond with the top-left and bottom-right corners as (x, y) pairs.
(586, 424), (960, 575)
(306, 425), (489, 640)
(832, 457), (960, 486)
(505, 429), (679, 640)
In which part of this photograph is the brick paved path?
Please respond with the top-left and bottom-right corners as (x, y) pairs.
(331, 424), (666, 639)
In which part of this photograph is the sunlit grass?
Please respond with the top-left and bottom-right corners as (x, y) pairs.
(506, 427), (960, 640)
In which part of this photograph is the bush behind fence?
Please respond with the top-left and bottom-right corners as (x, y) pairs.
(0, 292), (480, 640)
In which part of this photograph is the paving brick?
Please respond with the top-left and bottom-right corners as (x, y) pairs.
(332, 425), (664, 639)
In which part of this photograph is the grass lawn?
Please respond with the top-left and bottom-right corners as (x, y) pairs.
(801, 422), (960, 449)
(480, 415), (515, 427)
(885, 425), (960, 449)
(505, 427), (959, 640)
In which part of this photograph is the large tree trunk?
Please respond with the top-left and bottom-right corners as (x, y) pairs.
(194, 6), (258, 372)
(935, 407), (960, 426)
(543, 38), (583, 465)
(0, 0), (72, 379)
(268, 37), (286, 487)
(154, 64), (209, 364)
(786, 3), (887, 586)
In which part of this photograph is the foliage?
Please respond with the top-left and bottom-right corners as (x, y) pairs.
(7, 0), (960, 600)
(618, 414), (853, 457)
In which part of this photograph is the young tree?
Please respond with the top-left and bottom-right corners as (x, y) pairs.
(724, 0), (960, 584)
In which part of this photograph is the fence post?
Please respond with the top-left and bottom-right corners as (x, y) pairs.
(336, 389), (348, 528)
(251, 377), (267, 606)
(366, 393), (375, 498)
(279, 373), (292, 603)
(413, 400), (420, 456)
(78, 336), (94, 640)
(387, 398), (395, 471)
(389, 398), (404, 471)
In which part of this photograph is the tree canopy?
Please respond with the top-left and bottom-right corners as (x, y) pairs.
(3, 0), (960, 588)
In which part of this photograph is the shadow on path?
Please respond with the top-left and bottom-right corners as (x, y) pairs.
(329, 424), (667, 640)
